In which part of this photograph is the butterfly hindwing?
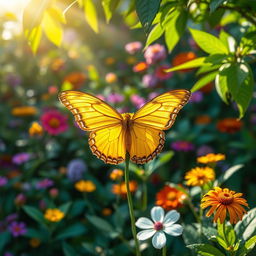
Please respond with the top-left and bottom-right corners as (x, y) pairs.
(59, 91), (123, 131)
(132, 90), (191, 130)
(89, 125), (126, 164)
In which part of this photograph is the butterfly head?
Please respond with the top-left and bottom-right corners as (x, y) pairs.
(121, 113), (134, 120)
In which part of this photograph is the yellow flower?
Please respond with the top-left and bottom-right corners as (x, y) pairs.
(185, 167), (215, 187)
(44, 208), (65, 222)
(197, 153), (225, 164)
(112, 181), (137, 198)
(201, 187), (248, 224)
(12, 106), (37, 117)
(29, 238), (41, 248)
(29, 122), (43, 136)
(110, 169), (123, 180)
(75, 180), (96, 192)
(126, 56), (137, 65)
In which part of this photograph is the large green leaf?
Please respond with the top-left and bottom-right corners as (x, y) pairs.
(82, 0), (99, 33)
(23, 205), (46, 225)
(209, 0), (226, 13)
(166, 57), (206, 72)
(190, 28), (229, 55)
(237, 236), (256, 256)
(217, 164), (243, 186)
(192, 71), (218, 92)
(62, 242), (77, 256)
(102, 0), (120, 23)
(145, 23), (164, 47)
(56, 223), (87, 240)
(135, 0), (161, 33)
(25, 26), (42, 54)
(187, 243), (225, 256)
(0, 232), (11, 252)
(164, 10), (187, 52)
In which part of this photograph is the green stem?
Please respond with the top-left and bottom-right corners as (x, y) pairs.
(187, 198), (200, 223)
(142, 179), (147, 211)
(124, 153), (141, 256)
(162, 245), (167, 256)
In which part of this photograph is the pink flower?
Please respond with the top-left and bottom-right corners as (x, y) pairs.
(142, 74), (158, 88)
(155, 65), (173, 80)
(107, 93), (124, 104)
(131, 95), (146, 109)
(144, 44), (166, 65)
(41, 110), (68, 135)
(125, 41), (143, 54)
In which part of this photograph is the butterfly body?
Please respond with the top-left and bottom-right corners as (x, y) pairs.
(59, 90), (190, 165)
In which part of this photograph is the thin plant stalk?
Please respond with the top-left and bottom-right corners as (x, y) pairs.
(162, 245), (167, 256)
(124, 153), (141, 256)
(142, 179), (147, 211)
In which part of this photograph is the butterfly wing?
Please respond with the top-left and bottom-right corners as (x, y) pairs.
(89, 124), (126, 164)
(59, 90), (123, 131)
(59, 91), (126, 164)
(132, 89), (191, 130)
(129, 89), (190, 164)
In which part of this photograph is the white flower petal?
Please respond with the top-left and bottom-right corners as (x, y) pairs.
(137, 229), (156, 241)
(152, 231), (166, 249)
(164, 224), (183, 236)
(135, 217), (154, 229)
(151, 206), (164, 223)
(163, 210), (180, 226)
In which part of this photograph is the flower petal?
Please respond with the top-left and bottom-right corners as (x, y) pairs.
(152, 231), (166, 249)
(135, 217), (154, 229)
(151, 206), (164, 223)
(137, 229), (156, 241)
(163, 210), (180, 226)
(164, 224), (183, 236)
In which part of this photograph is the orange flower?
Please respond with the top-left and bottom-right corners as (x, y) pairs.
(201, 187), (248, 224)
(29, 238), (41, 248)
(126, 56), (137, 65)
(105, 57), (116, 65)
(172, 52), (197, 72)
(155, 185), (186, 210)
(185, 167), (215, 187)
(112, 181), (137, 198)
(63, 72), (86, 90)
(195, 115), (211, 125)
(75, 180), (96, 192)
(133, 62), (148, 72)
(12, 106), (37, 116)
(197, 153), (225, 164)
(51, 58), (65, 72)
(29, 122), (43, 136)
(110, 169), (123, 180)
(102, 208), (112, 216)
(105, 72), (117, 83)
(217, 118), (243, 133)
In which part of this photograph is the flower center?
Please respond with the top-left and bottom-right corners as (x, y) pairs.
(154, 221), (163, 231)
(167, 191), (176, 200)
(49, 118), (60, 128)
(218, 192), (234, 205)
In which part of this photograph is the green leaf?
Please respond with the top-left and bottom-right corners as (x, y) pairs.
(0, 232), (11, 252)
(24, 228), (48, 241)
(245, 235), (256, 250)
(187, 243), (225, 256)
(42, 8), (63, 46)
(235, 207), (256, 240)
(196, 64), (220, 75)
(86, 215), (116, 235)
(240, 27), (256, 55)
(192, 71), (218, 92)
(102, 0), (120, 23)
(62, 242), (77, 256)
(205, 54), (228, 64)
(135, 0), (161, 33)
(166, 57), (206, 72)
(56, 223), (87, 240)
(145, 23), (164, 47)
(216, 236), (228, 249)
(23, 205), (46, 225)
(164, 10), (187, 52)
(219, 30), (236, 53)
(189, 28), (229, 55)
(82, 0), (99, 33)
(59, 202), (72, 215)
(217, 164), (243, 185)
(209, 0), (225, 12)
(25, 26), (42, 54)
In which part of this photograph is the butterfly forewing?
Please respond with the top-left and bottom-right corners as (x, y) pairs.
(59, 91), (123, 131)
(132, 90), (191, 130)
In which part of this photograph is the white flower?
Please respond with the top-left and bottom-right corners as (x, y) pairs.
(135, 206), (183, 249)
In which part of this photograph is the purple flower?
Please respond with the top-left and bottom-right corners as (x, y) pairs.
(6, 213), (18, 223)
(125, 41), (143, 54)
(107, 93), (124, 104)
(190, 91), (203, 103)
(171, 141), (194, 152)
(67, 159), (87, 182)
(0, 176), (8, 187)
(4, 252), (14, 256)
(14, 193), (27, 206)
(130, 95), (146, 109)
(6, 73), (21, 87)
(148, 92), (160, 100)
(196, 145), (214, 156)
(142, 74), (158, 88)
(12, 153), (31, 165)
(8, 221), (27, 237)
(36, 178), (54, 189)
(144, 44), (166, 65)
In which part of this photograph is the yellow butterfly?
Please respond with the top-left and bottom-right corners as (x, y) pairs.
(59, 90), (190, 165)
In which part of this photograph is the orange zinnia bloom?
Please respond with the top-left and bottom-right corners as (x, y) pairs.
(12, 106), (37, 116)
(197, 153), (225, 164)
(133, 62), (148, 72)
(155, 185), (186, 210)
(217, 118), (243, 133)
(185, 167), (215, 187)
(64, 72), (86, 90)
(112, 181), (137, 198)
(109, 169), (124, 181)
(201, 187), (248, 224)
(195, 115), (211, 125)
(172, 52), (197, 72)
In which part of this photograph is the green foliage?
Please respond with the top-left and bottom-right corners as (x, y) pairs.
(187, 243), (225, 256)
